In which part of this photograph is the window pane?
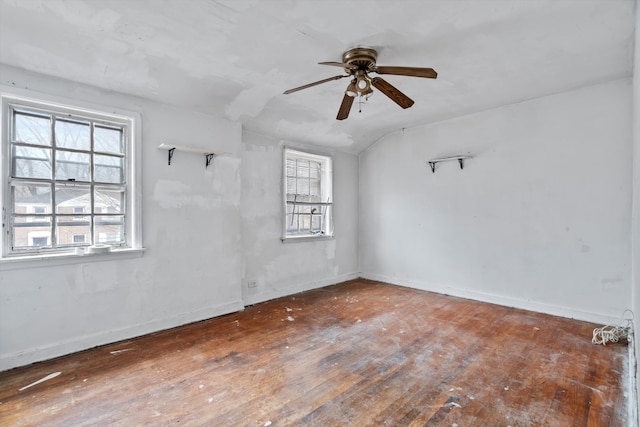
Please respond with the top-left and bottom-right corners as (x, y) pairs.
(286, 214), (294, 231)
(56, 150), (90, 181)
(13, 146), (52, 179)
(300, 215), (311, 231)
(12, 216), (52, 249)
(95, 215), (124, 244)
(95, 188), (124, 214)
(310, 179), (320, 197)
(95, 125), (123, 154)
(298, 179), (309, 196)
(13, 112), (51, 146)
(286, 161), (296, 178)
(55, 119), (90, 150)
(286, 177), (297, 196)
(13, 183), (51, 214)
(56, 216), (90, 246)
(311, 215), (322, 232)
(55, 185), (90, 214)
(94, 154), (124, 184)
(297, 165), (309, 178)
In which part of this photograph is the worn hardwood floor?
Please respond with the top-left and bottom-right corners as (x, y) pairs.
(0, 279), (629, 426)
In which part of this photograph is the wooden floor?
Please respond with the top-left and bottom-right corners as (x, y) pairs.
(0, 279), (629, 426)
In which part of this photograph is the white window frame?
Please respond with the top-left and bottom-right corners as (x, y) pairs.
(0, 88), (143, 264)
(282, 147), (333, 242)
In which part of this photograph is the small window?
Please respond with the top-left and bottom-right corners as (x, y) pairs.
(283, 148), (333, 240)
(1, 92), (141, 257)
(31, 236), (49, 247)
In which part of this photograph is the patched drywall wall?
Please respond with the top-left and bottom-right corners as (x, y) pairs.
(632, 0), (640, 417)
(0, 65), (244, 370)
(359, 78), (633, 324)
(0, 66), (361, 370)
(241, 131), (359, 304)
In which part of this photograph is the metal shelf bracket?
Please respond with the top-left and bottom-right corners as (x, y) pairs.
(205, 153), (215, 168)
(427, 155), (471, 174)
(158, 143), (219, 169)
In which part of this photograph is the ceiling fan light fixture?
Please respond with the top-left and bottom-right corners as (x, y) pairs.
(357, 76), (370, 91)
(345, 80), (358, 97)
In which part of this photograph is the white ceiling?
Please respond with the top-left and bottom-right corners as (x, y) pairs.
(0, 0), (635, 153)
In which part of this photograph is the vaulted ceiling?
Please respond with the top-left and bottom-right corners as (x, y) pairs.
(0, 0), (635, 153)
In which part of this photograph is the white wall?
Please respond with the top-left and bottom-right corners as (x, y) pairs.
(632, 0), (640, 417)
(0, 65), (244, 370)
(360, 78), (633, 324)
(0, 66), (361, 370)
(241, 131), (359, 305)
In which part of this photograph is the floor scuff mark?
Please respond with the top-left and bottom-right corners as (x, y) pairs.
(19, 372), (62, 391)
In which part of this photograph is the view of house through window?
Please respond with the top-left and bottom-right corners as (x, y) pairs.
(283, 148), (333, 239)
(2, 95), (136, 256)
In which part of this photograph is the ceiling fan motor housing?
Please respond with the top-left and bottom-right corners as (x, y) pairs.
(342, 47), (378, 71)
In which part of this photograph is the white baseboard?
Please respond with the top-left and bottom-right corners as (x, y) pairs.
(1, 273), (623, 372)
(360, 273), (622, 325)
(243, 272), (360, 306)
(2, 272), (361, 371)
(0, 299), (245, 371)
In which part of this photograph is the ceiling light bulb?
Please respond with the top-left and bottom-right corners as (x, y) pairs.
(356, 75), (371, 95)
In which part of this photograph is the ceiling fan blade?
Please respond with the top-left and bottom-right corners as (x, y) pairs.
(336, 93), (354, 120)
(319, 61), (358, 70)
(374, 66), (437, 79)
(371, 77), (414, 109)
(283, 75), (346, 94)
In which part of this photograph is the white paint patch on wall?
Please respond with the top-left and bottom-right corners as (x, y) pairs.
(359, 78), (633, 324)
(631, 0), (640, 419)
(240, 131), (359, 305)
(152, 157), (241, 210)
(275, 118), (354, 148)
(0, 65), (244, 370)
(225, 70), (283, 120)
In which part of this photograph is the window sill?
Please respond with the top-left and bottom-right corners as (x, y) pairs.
(281, 235), (334, 244)
(0, 247), (146, 271)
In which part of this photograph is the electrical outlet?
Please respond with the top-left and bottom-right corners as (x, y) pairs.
(247, 280), (257, 288)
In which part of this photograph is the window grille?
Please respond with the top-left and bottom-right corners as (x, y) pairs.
(283, 148), (333, 239)
(1, 94), (139, 257)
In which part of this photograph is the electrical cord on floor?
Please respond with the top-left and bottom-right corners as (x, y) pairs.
(592, 309), (634, 346)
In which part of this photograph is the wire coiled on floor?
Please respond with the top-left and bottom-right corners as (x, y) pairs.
(592, 309), (634, 345)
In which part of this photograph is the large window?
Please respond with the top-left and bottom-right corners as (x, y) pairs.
(283, 148), (333, 240)
(1, 92), (141, 257)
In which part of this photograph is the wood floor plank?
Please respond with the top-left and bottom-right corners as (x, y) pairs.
(0, 279), (629, 426)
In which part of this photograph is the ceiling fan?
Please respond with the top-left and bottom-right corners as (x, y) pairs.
(283, 47), (437, 120)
